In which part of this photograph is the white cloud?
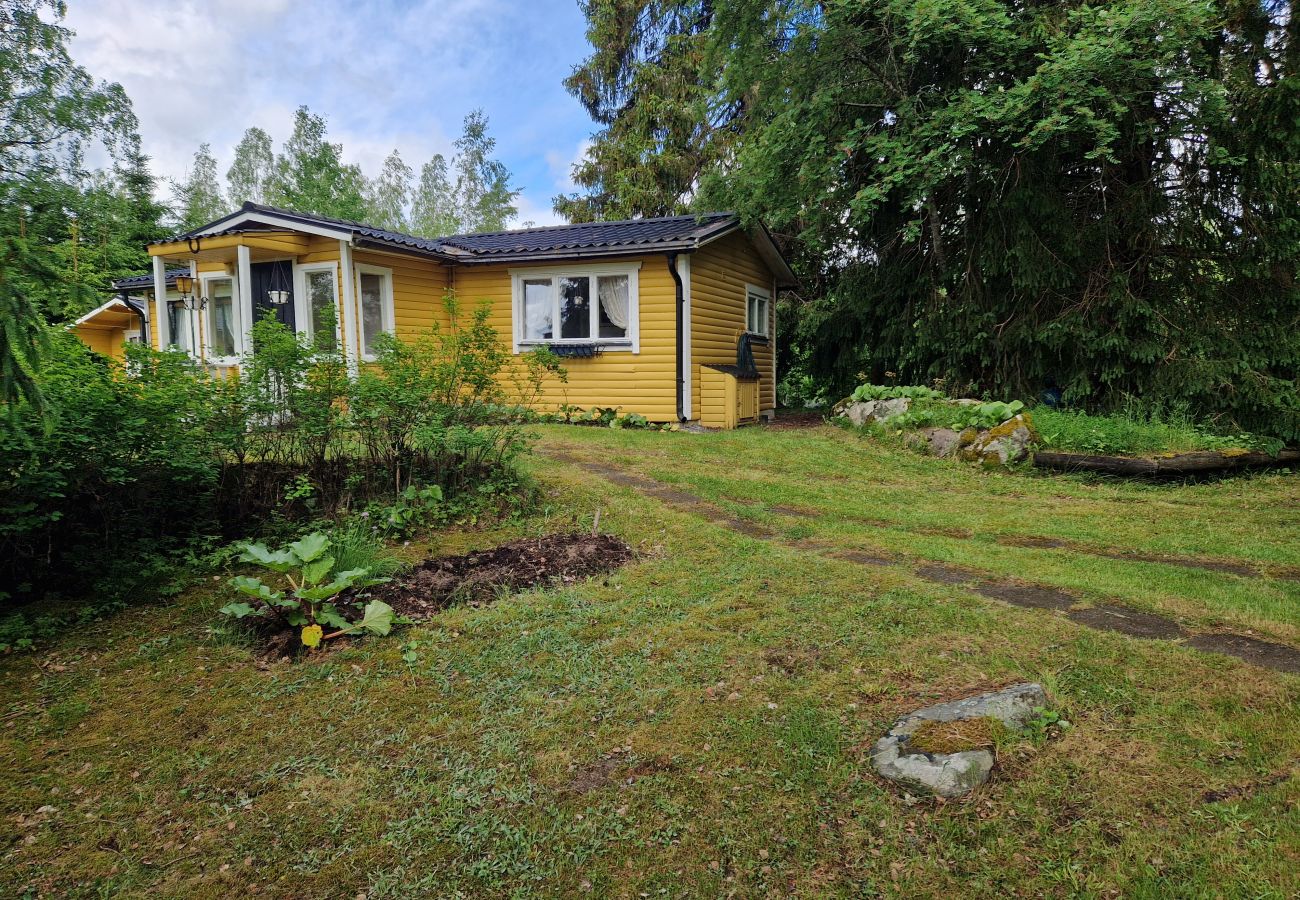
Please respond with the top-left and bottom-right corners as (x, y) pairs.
(513, 191), (564, 229)
(63, 0), (594, 229)
(546, 137), (592, 194)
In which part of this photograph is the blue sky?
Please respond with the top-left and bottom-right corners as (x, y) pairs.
(65, 0), (598, 226)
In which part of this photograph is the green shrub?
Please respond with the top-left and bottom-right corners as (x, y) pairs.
(848, 383), (945, 403)
(350, 294), (565, 496)
(0, 334), (223, 612)
(3, 300), (564, 646)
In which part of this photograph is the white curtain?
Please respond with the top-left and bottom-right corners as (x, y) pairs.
(598, 275), (629, 331)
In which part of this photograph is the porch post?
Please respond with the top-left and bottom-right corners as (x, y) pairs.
(236, 244), (254, 361)
(190, 260), (202, 360)
(338, 239), (359, 376)
(151, 254), (169, 349)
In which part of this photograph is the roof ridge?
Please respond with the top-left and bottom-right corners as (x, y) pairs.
(441, 211), (732, 243)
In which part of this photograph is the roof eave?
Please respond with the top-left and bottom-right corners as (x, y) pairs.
(451, 239), (704, 266)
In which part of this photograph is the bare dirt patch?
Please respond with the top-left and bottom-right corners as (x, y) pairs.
(997, 535), (1069, 550)
(1201, 768), (1296, 804)
(364, 532), (634, 619)
(1093, 549), (1258, 578)
(1185, 633), (1300, 674)
(832, 549), (898, 567)
(914, 563), (980, 585)
(973, 581), (1076, 611)
(764, 410), (827, 430)
(1066, 604), (1185, 640)
(763, 643), (825, 675)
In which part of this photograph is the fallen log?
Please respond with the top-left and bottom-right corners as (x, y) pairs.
(1033, 449), (1300, 477)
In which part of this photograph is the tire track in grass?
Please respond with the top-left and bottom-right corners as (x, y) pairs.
(547, 451), (1300, 674)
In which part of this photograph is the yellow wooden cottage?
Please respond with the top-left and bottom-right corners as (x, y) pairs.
(79, 203), (797, 427)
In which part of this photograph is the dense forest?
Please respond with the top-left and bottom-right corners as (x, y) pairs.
(561, 0), (1300, 439)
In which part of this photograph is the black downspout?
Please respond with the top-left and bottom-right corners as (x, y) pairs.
(121, 293), (150, 347)
(667, 252), (685, 422)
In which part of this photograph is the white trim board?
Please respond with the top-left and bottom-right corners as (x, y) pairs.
(185, 210), (354, 242)
(678, 253), (691, 421)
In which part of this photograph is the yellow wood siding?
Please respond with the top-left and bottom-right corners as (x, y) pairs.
(689, 231), (777, 415)
(74, 325), (124, 359)
(698, 368), (760, 429)
(454, 254), (680, 421)
(351, 249), (448, 340)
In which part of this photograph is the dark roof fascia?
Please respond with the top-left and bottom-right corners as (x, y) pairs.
(451, 238), (712, 267)
(350, 235), (459, 263)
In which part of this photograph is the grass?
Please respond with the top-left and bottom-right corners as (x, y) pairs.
(2, 423), (1298, 897)
(1030, 407), (1282, 456)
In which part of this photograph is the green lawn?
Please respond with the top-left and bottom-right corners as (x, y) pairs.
(3, 424), (1299, 898)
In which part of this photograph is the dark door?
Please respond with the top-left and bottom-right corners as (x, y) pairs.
(250, 261), (295, 330)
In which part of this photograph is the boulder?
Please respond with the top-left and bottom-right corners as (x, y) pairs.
(913, 427), (963, 458)
(961, 413), (1038, 466)
(844, 397), (911, 427)
(870, 683), (1048, 798)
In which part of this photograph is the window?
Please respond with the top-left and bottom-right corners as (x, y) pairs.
(204, 275), (239, 360)
(355, 265), (394, 359)
(296, 264), (339, 350)
(166, 300), (190, 351)
(522, 279), (552, 340)
(745, 284), (770, 337)
(511, 264), (638, 352)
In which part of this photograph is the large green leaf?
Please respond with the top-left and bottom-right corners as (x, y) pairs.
(218, 602), (258, 619)
(301, 555), (335, 586)
(229, 575), (282, 601)
(356, 600), (395, 636)
(239, 542), (298, 573)
(288, 532), (331, 564)
(316, 604), (349, 629)
(297, 567), (371, 602)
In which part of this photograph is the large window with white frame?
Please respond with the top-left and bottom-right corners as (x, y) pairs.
(745, 283), (770, 337)
(511, 263), (639, 352)
(296, 262), (341, 351)
(354, 263), (395, 360)
(202, 272), (240, 362)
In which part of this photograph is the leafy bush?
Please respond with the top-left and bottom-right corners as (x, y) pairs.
(848, 383), (945, 403)
(350, 294), (564, 496)
(221, 531), (395, 651)
(888, 399), (1026, 431)
(0, 333), (222, 610)
(3, 299), (567, 647)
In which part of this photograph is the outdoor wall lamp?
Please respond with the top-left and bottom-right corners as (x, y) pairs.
(175, 274), (206, 311)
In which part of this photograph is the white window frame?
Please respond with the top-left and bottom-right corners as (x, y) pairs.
(353, 263), (395, 362)
(745, 283), (771, 337)
(509, 261), (640, 354)
(201, 271), (241, 365)
(294, 261), (344, 350)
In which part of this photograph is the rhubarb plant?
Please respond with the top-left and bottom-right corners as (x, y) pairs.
(220, 531), (395, 649)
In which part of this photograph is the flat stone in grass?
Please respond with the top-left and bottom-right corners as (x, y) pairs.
(871, 682), (1048, 798)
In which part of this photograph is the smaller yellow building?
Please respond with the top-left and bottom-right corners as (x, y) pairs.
(76, 204), (798, 427)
